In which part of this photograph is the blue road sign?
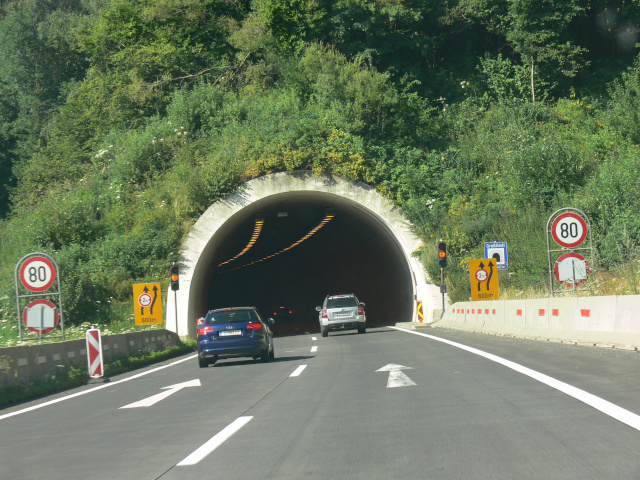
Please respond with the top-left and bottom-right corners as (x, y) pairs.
(484, 242), (508, 270)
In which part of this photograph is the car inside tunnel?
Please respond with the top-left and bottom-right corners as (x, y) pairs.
(190, 191), (415, 336)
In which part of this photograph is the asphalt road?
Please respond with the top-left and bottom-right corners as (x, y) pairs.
(1, 325), (639, 480)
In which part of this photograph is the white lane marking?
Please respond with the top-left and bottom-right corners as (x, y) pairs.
(0, 354), (198, 421)
(311, 336), (317, 341)
(290, 365), (307, 377)
(310, 345), (318, 353)
(177, 416), (253, 466)
(376, 363), (416, 388)
(392, 326), (640, 432)
(119, 379), (201, 409)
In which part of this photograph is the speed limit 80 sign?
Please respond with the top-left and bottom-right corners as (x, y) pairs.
(19, 256), (57, 292)
(551, 212), (588, 248)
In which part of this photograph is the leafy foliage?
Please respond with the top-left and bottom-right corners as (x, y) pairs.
(1, 0), (640, 337)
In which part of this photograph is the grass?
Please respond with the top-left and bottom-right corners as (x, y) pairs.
(498, 263), (640, 300)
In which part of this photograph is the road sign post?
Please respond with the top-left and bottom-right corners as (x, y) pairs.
(14, 252), (65, 342)
(546, 208), (593, 296)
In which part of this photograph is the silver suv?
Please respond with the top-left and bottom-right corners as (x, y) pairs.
(316, 294), (366, 337)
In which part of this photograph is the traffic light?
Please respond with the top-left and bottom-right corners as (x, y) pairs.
(437, 241), (447, 268)
(170, 264), (179, 291)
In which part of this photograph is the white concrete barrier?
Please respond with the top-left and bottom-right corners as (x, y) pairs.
(435, 295), (640, 350)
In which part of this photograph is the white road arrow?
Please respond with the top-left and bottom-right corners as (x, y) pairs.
(376, 363), (416, 388)
(119, 379), (201, 409)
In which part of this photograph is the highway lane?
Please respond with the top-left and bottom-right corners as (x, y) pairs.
(1, 326), (639, 479)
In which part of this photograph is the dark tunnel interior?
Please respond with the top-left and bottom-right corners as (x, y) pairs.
(194, 192), (415, 335)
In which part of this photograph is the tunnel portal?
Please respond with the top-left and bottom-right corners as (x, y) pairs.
(167, 172), (438, 338)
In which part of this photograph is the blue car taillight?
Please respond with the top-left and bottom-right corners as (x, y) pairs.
(197, 326), (214, 336)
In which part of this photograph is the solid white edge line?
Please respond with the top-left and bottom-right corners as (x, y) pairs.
(391, 326), (640, 432)
(177, 416), (253, 466)
(290, 365), (307, 377)
(0, 354), (198, 422)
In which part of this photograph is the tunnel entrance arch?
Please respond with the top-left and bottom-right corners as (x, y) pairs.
(167, 172), (440, 338)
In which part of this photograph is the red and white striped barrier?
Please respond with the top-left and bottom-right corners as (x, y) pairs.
(86, 329), (104, 378)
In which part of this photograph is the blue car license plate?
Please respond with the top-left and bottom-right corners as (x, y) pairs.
(219, 330), (241, 336)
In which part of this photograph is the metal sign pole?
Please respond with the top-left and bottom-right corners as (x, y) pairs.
(174, 289), (178, 337)
(440, 267), (445, 319)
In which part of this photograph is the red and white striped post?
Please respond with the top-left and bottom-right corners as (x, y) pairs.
(86, 328), (104, 378)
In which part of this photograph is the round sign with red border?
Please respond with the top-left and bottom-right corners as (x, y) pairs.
(23, 299), (59, 334)
(551, 212), (588, 248)
(138, 293), (152, 308)
(554, 252), (590, 287)
(475, 268), (488, 283)
(19, 256), (56, 292)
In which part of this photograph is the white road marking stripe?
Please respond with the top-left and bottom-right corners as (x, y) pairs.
(290, 365), (307, 377)
(177, 416), (253, 466)
(311, 336), (317, 341)
(392, 326), (640, 432)
(310, 345), (318, 353)
(0, 354), (198, 421)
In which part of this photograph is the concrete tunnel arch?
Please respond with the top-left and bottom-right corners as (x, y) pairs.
(167, 172), (440, 338)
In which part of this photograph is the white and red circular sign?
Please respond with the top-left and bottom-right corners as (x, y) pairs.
(551, 212), (588, 248)
(475, 268), (488, 282)
(554, 252), (590, 287)
(138, 293), (152, 308)
(23, 299), (59, 334)
(19, 256), (56, 292)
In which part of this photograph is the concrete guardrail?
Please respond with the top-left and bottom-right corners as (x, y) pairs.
(0, 329), (182, 388)
(432, 294), (640, 350)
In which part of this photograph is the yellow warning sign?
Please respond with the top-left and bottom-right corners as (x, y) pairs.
(133, 282), (163, 326)
(469, 259), (500, 301)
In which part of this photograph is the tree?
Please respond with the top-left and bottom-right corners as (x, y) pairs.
(0, 0), (98, 214)
(506, 0), (588, 101)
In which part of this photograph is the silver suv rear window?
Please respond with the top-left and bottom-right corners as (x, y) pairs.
(326, 297), (358, 308)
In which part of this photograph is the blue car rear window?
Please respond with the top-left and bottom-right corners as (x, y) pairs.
(206, 309), (254, 324)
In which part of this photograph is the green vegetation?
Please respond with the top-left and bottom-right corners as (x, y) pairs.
(0, 340), (196, 407)
(1, 0), (640, 345)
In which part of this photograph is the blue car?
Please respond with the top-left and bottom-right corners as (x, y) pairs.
(197, 307), (275, 368)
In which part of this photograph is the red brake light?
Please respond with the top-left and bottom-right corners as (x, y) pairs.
(321, 309), (328, 319)
(247, 323), (263, 330)
(358, 306), (365, 315)
(198, 326), (214, 336)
